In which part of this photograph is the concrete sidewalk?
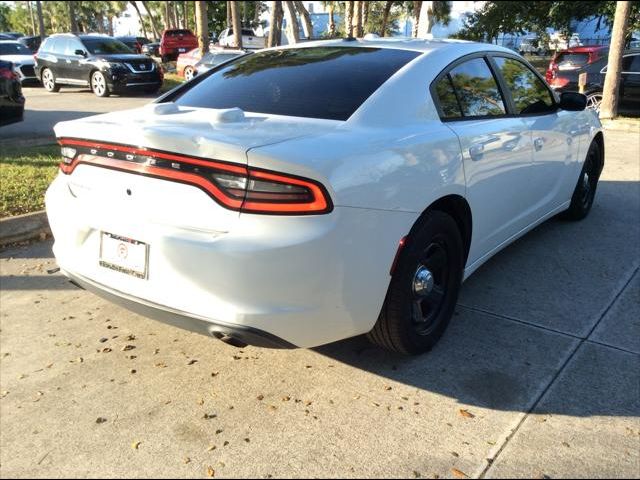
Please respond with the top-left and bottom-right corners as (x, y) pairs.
(0, 130), (638, 478)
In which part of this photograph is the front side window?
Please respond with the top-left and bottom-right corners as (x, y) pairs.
(447, 58), (506, 117)
(172, 47), (420, 121)
(623, 54), (640, 73)
(494, 57), (556, 115)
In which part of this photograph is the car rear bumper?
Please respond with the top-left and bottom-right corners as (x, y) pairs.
(45, 171), (416, 348)
(65, 269), (296, 348)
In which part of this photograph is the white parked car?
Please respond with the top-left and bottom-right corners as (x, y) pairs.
(0, 40), (37, 83)
(47, 39), (603, 354)
(217, 27), (265, 50)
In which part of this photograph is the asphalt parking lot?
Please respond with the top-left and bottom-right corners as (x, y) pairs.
(1, 124), (639, 477)
(0, 86), (156, 144)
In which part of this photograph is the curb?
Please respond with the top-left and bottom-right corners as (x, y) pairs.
(600, 120), (640, 133)
(0, 211), (50, 248)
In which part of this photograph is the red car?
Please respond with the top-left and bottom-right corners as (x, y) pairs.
(159, 29), (198, 62)
(176, 48), (202, 79)
(546, 45), (609, 86)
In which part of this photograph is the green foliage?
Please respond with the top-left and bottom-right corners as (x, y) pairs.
(456, 1), (640, 41)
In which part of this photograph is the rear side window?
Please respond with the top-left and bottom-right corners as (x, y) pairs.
(166, 30), (194, 37)
(172, 47), (420, 121)
(446, 58), (506, 117)
(556, 53), (589, 69)
(434, 74), (462, 118)
(493, 57), (555, 114)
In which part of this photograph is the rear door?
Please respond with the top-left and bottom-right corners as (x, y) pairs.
(432, 55), (537, 264)
(490, 55), (577, 215)
(65, 37), (89, 84)
(620, 53), (640, 114)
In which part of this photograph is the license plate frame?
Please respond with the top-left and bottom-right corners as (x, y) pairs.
(99, 232), (149, 279)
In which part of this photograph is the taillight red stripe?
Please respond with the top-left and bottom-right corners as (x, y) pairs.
(58, 138), (333, 215)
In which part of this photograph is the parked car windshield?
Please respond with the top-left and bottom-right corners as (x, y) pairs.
(82, 38), (133, 54)
(0, 42), (31, 55)
(172, 47), (420, 121)
(556, 53), (589, 68)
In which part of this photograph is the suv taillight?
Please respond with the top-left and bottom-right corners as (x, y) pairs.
(0, 67), (16, 80)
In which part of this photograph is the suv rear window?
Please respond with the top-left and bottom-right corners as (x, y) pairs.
(166, 30), (194, 37)
(171, 47), (419, 121)
(556, 53), (589, 68)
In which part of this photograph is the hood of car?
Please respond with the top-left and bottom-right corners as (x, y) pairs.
(0, 54), (34, 65)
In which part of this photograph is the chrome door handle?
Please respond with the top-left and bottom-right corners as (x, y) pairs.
(534, 137), (544, 151)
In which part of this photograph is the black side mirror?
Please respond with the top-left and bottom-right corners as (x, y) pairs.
(74, 49), (87, 57)
(559, 91), (587, 111)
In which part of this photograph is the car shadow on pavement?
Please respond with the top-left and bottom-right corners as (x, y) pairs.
(314, 180), (640, 416)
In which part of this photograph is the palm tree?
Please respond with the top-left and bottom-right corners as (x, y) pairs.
(141, 1), (161, 39)
(130, 1), (148, 39)
(267, 1), (283, 47)
(68, 1), (79, 32)
(36, 0), (45, 39)
(283, 1), (299, 44)
(354, 1), (362, 37)
(600, 1), (631, 119)
(195, 1), (208, 55)
(416, 1), (451, 37)
(380, 0), (393, 37)
(230, 1), (243, 48)
(345, 1), (354, 37)
(294, 1), (313, 39)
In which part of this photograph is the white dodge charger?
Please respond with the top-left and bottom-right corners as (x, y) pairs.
(46, 38), (603, 354)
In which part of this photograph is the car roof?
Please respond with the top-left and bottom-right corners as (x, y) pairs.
(268, 36), (509, 56)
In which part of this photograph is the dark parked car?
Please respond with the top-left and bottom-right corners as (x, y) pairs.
(0, 60), (25, 126)
(159, 29), (198, 62)
(34, 34), (163, 97)
(0, 32), (25, 40)
(550, 49), (640, 115)
(116, 36), (150, 54)
(142, 42), (160, 57)
(18, 34), (45, 52)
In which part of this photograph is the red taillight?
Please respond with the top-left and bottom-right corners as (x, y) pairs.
(550, 76), (570, 88)
(57, 138), (332, 215)
(0, 67), (16, 80)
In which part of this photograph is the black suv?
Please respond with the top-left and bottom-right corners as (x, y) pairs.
(35, 34), (163, 97)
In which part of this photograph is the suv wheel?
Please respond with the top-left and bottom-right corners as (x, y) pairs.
(91, 71), (110, 97)
(41, 68), (60, 92)
(184, 66), (195, 81)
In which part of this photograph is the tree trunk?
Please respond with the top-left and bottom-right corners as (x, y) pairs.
(131, 1), (148, 39)
(254, 1), (261, 24)
(362, 0), (369, 33)
(328, 2), (335, 37)
(380, 0), (393, 37)
(172, 2), (179, 29)
(27, 1), (36, 36)
(227, 1), (233, 27)
(283, 1), (299, 44)
(184, 1), (189, 30)
(345, 1), (354, 37)
(353, 1), (362, 37)
(412, 1), (422, 37)
(142, 1), (161, 39)
(600, 1), (631, 120)
(230, 1), (243, 48)
(417, 1), (433, 37)
(267, 1), (283, 47)
(68, 1), (79, 33)
(36, 0), (45, 39)
(195, 1), (208, 55)
(294, 1), (312, 39)
(164, 1), (172, 29)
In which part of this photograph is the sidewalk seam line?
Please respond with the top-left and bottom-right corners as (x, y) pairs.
(477, 265), (639, 479)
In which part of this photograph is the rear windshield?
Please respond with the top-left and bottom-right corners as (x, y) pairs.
(83, 38), (133, 54)
(556, 53), (589, 68)
(171, 47), (420, 121)
(0, 42), (31, 55)
(166, 30), (194, 37)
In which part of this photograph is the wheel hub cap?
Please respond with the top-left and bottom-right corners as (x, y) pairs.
(583, 172), (590, 190)
(413, 266), (435, 296)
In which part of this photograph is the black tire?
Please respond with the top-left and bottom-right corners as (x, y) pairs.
(367, 211), (464, 355)
(91, 71), (110, 97)
(560, 140), (602, 221)
(41, 68), (60, 92)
